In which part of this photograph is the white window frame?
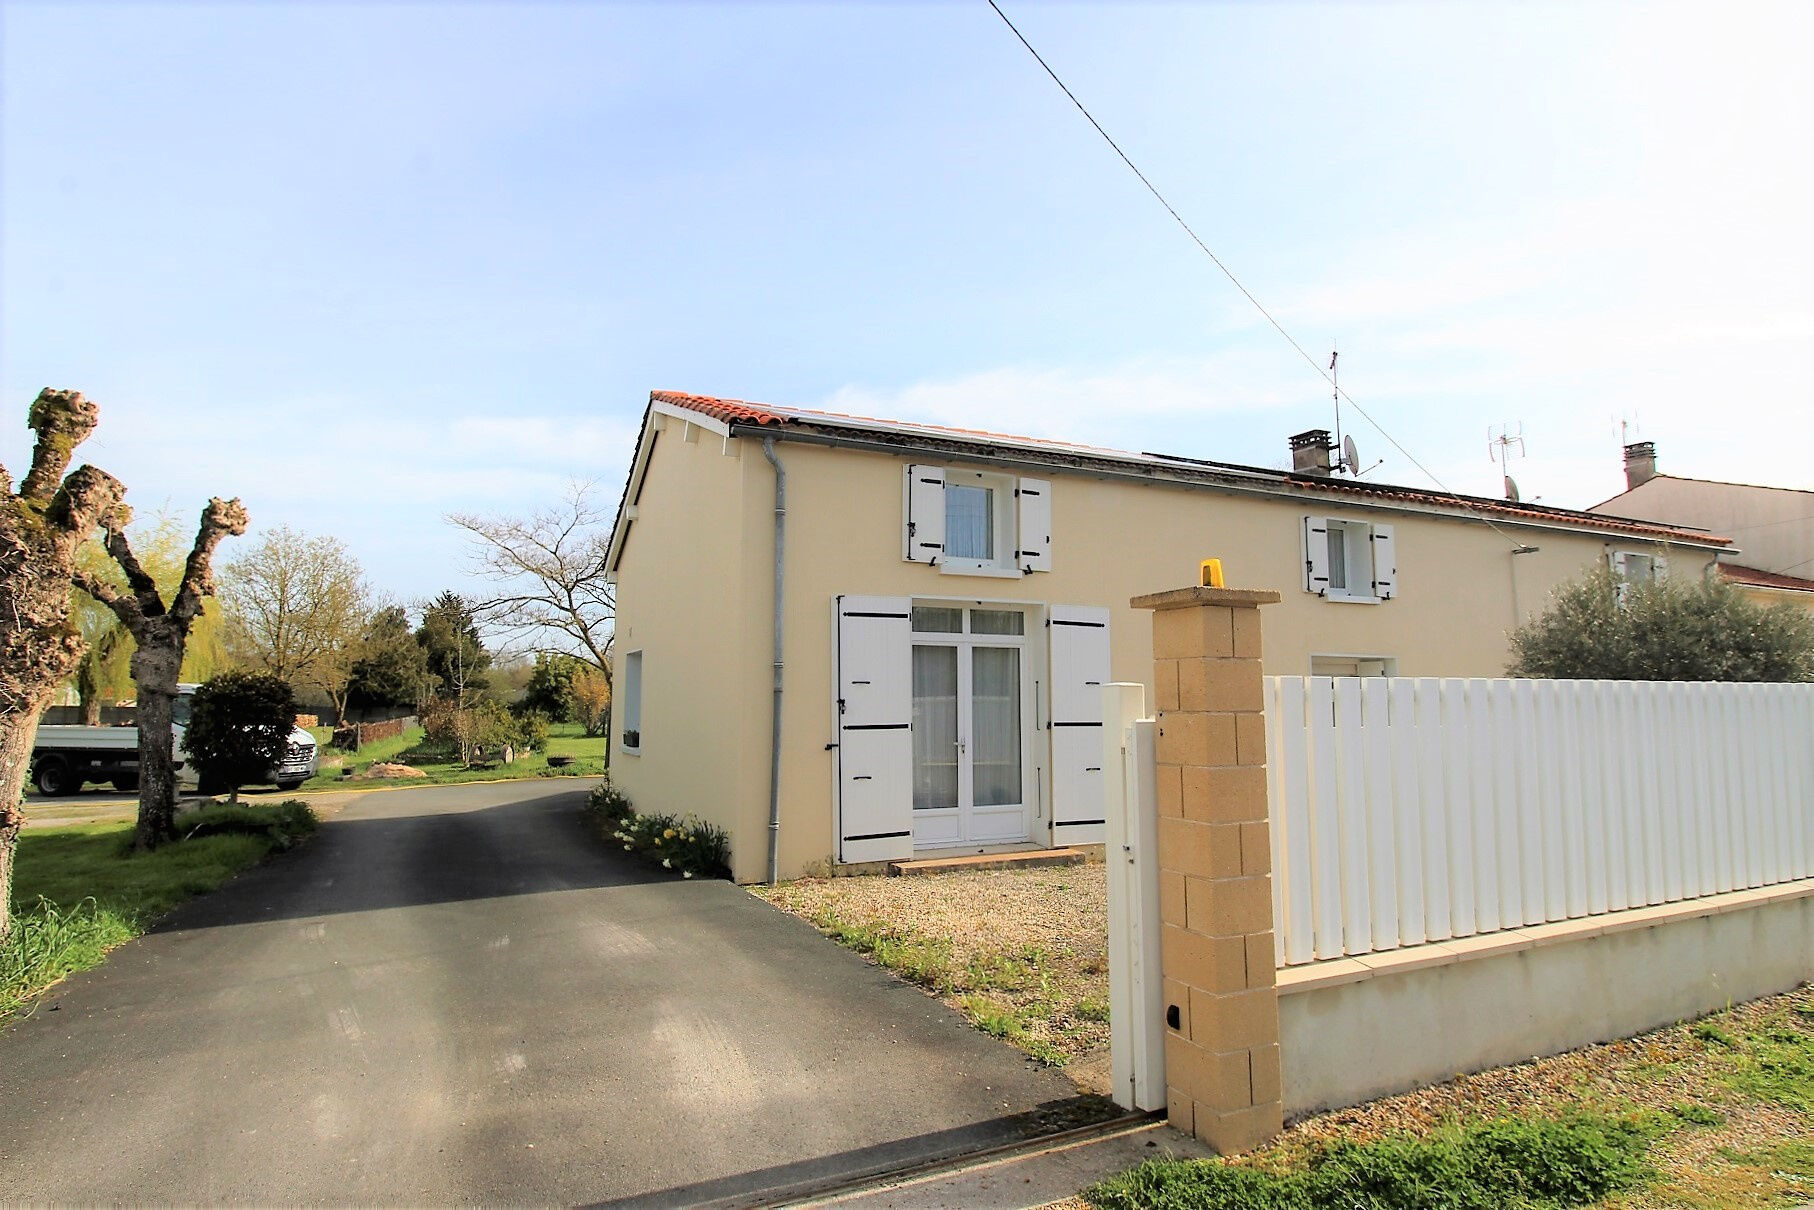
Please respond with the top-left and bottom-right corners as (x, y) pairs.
(939, 469), (1022, 579)
(1310, 653), (1398, 677)
(1321, 518), (1380, 603)
(1610, 547), (1661, 598)
(620, 650), (644, 755)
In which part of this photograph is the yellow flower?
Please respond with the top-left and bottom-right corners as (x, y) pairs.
(663, 828), (677, 839)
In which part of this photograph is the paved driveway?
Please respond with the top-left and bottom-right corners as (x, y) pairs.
(0, 781), (1093, 1205)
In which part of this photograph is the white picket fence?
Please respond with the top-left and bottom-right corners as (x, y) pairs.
(1266, 676), (1814, 966)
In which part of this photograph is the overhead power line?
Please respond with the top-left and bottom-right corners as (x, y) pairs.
(985, 0), (1529, 550)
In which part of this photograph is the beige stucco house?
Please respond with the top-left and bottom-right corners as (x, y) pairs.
(1590, 441), (1814, 611)
(605, 391), (1728, 883)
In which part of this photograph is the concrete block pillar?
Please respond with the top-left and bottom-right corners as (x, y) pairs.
(1131, 584), (1283, 1155)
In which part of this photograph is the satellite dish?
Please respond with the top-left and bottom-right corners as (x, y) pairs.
(1342, 435), (1360, 475)
(1504, 475), (1521, 502)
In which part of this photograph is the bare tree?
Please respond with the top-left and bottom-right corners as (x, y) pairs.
(74, 498), (248, 849)
(447, 480), (615, 684)
(220, 525), (370, 721)
(1, 390), (128, 937)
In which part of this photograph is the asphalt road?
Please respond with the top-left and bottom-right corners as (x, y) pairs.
(0, 781), (1093, 1205)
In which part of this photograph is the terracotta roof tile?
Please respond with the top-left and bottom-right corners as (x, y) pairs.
(1719, 563), (1814, 592)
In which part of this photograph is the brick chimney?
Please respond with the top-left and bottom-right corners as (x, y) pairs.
(1624, 441), (1657, 489)
(1290, 429), (1333, 476)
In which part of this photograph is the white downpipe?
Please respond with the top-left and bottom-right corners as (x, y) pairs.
(1104, 682), (1164, 1112)
(762, 437), (786, 885)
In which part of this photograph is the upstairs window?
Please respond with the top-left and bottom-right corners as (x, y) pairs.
(903, 464), (1052, 576)
(1610, 549), (1667, 602)
(1303, 516), (1397, 601)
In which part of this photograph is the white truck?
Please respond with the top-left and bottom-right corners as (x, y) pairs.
(30, 684), (319, 797)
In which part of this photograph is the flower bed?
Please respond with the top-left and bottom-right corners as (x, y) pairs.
(582, 783), (731, 880)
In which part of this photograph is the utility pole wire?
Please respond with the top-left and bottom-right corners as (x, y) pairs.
(986, 0), (1527, 549)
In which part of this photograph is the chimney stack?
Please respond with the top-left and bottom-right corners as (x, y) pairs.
(1290, 429), (1334, 476)
(1624, 441), (1657, 489)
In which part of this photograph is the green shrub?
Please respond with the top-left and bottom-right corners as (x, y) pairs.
(514, 709), (551, 753)
(1085, 1114), (1654, 1210)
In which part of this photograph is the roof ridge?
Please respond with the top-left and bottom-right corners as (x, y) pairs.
(648, 390), (1731, 547)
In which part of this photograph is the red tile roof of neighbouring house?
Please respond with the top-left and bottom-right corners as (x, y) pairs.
(643, 390), (1733, 548)
(1719, 563), (1814, 593)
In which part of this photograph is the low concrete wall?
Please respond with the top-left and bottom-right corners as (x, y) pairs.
(1277, 882), (1814, 1119)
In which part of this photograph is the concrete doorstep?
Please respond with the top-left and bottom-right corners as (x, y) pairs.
(786, 1117), (1214, 1210)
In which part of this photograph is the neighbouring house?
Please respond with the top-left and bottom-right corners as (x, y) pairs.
(605, 391), (1729, 883)
(1590, 441), (1814, 611)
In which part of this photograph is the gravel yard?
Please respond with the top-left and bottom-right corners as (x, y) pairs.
(750, 862), (1114, 1087)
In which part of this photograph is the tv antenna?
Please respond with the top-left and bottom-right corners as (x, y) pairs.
(1489, 422), (1526, 502)
(1326, 344), (1381, 476)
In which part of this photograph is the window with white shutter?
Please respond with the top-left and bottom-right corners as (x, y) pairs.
(903, 465), (946, 564)
(902, 464), (1053, 577)
(1016, 478), (1052, 573)
(1303, 515), (1393, 602)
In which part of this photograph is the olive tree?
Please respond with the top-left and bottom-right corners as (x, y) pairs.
(1508, 565), (1814, 682)
(0, 390), (128, 937)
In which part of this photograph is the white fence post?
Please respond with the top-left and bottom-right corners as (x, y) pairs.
(1104, 682), (1163, 1112)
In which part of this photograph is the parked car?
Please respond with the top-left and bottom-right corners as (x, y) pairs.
(30, 684), (318, 796)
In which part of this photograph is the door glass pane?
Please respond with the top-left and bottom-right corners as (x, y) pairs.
(970, 609), (1024, 635)
(911, 606), (963, 633)
(912, 645), (959, 811)
(945, 485), (994, 560)
(971, 647), (1021, 807)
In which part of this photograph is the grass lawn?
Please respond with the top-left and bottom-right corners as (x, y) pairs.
(299, 721), (607, 790)
(3, 801), (318, 1019)
(755, 864), (1813, 1208)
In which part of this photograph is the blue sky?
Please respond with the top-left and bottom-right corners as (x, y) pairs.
(4, 1), (1810, 604)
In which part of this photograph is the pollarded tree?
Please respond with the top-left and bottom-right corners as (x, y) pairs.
(1508, 565), (1814, 682)
(185, 672), (296, 804)
(1, 390), (129, 938)
(73, 497), (249, 849)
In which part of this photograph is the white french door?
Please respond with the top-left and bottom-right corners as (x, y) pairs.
(909, 606), (1033, 848)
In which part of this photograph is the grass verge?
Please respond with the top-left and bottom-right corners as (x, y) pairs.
(301, 722), (607, 790)
(1088, 983), (1814, 1209)
(1087, 1113), (1657, 1210)
(3, 800), (318, 1018)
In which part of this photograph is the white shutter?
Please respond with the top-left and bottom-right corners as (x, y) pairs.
(903, 465), (946, 564)
(835, 596), (915, 864)
(1369, 524), (1397, 599)
(1303, 516), (1330, 595)
(1016, 477), (1052, 573)
(1652, 552), (1668, 582)
(1049, 605), (1110, 845)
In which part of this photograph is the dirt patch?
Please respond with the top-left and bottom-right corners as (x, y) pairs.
(356, 762), (427, 780)
(752, 863), (1112, 1087)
